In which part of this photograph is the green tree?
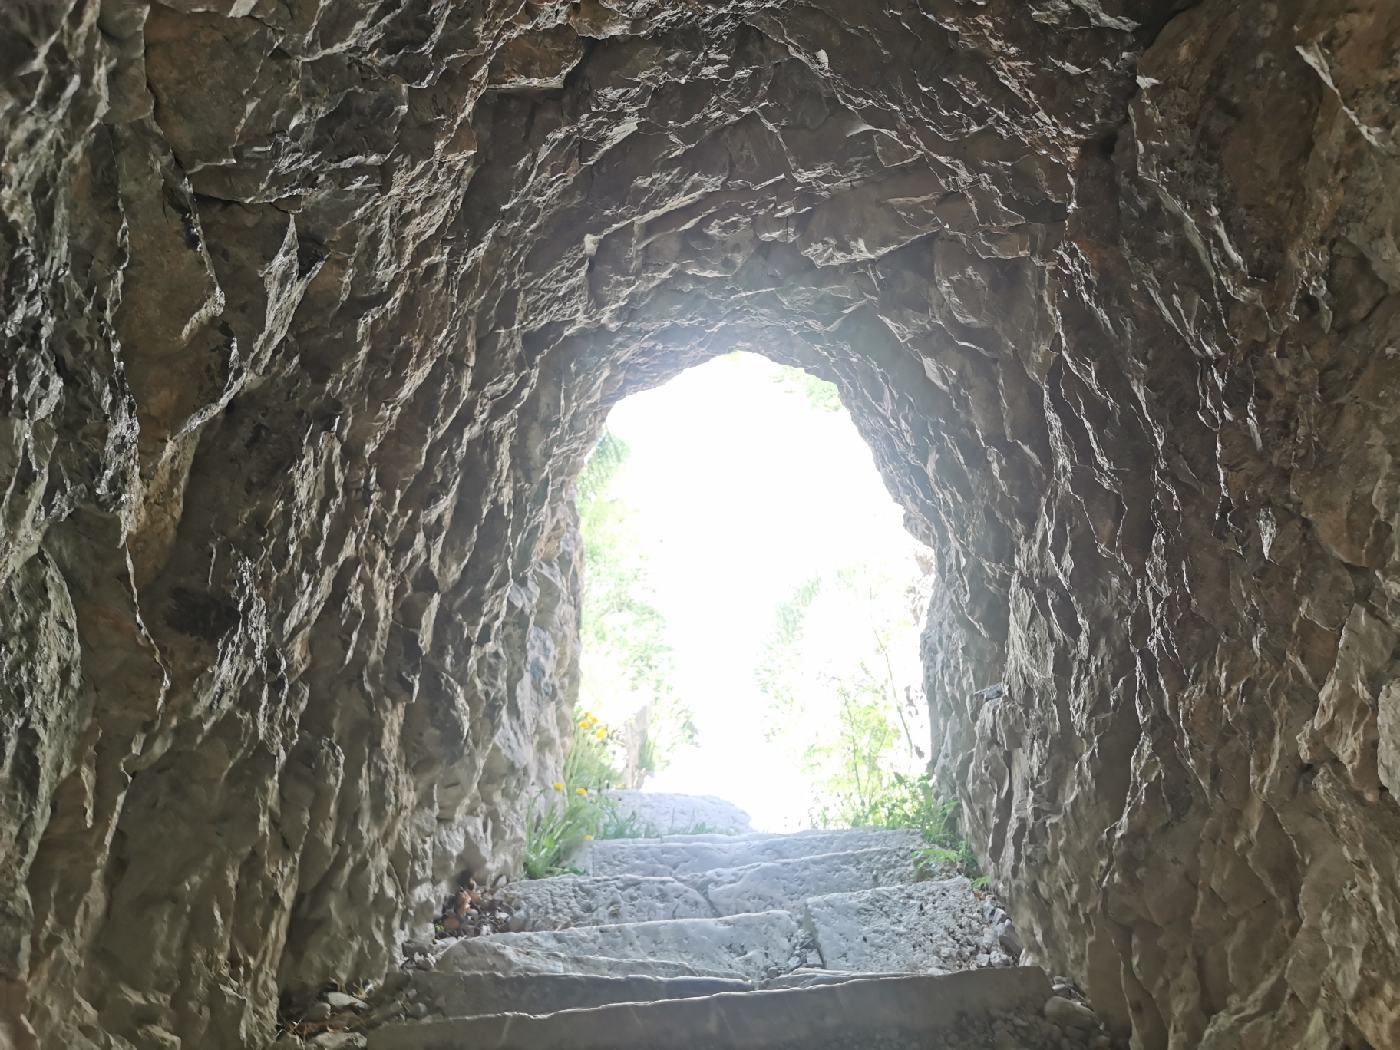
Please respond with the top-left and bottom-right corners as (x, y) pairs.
(576, 431), (694, 783)
(755, 562), (928, 827)
(760, 356), (844, 414)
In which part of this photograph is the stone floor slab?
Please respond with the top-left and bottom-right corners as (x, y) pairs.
(436, 910), (807, 981)
(502, 874), (714, 929)
(368, 968), (1054, 1050)
(408, 971), (751, 1020)
(804, 878), (1013, 973)
(603, 791), (752, 836)
(695, 846), (918, 915)
(576, 828), (921, 878)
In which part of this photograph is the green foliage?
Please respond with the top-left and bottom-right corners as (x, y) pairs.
(837, 769), (947, 832)
(805, 681), (902, 827)
(636, 732), (658, 780)
(563, 717), (622, 789)
(576, 431), (629, 504)
(758, 568), (928, 829)
(755, 576), (823, 738)
(679, 821), (740, 836)
(524, 704), (740, 871)
(714, 349), (842, 412)
(917, 845), (962, 866)
(594, 807), (661, 841)
(521, 708), (737, 874)
(522, 796), (594, 880)
(765, 361), (844, 414)
(913, 840), (982, 880)
(576, 430), (695, 783)
(601, 813), (738, 840)
(591, 803), (743, 842)
(523, 713), (624, 879)
(819, 770), (984, 882)
(577, 433), (671, 704)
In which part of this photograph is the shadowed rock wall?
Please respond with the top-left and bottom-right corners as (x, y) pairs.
(1, 0), (1397, 1048)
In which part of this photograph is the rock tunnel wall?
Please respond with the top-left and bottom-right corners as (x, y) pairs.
(1, 0), (1398, 1047)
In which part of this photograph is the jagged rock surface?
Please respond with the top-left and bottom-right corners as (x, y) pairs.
(2, 1), (1399, 1049)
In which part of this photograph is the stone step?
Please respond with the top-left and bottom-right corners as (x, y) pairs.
(696, 846), (919, 915)
(434, 910), (809, 981)
(422, 878), (1003, 998)
(574, 827), (921, 878)
(805, 877), (1014, 973)
(760, 969), (910, 990)
(602, 790), (752, 836)
(500, 846), (919, 929)
(500, 874), (715, 931)
(367, 967), (1055, 1050)
(622, 826), (911, 847)
(429, 939), (744, 980)
(407, 971), (751, 1020)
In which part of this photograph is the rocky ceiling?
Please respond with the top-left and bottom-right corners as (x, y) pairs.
(2, 0), (1399, 1048)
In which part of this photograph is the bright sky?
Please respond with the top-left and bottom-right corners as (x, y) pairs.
(594, 352), (929, 830)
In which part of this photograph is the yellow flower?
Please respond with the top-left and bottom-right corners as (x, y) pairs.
(594, 727), (607, 740)
(583, 835), (594, 841)
(578, 716), (594, 730)
(552, 782), (564, 792)
(575, 787), (588, 796)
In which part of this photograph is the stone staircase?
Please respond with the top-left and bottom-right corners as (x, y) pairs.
(363, 818), (1114, 1050)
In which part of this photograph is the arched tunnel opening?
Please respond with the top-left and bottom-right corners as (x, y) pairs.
(566, 351), (934, 832)
(2, 1), (1398, 1048)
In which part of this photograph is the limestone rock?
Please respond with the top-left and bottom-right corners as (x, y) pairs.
(602, 791), (753, 836)
(490, 27), (587, 90)
(500, 874), (715, 929)
(804, 879), (1012, 974)
(1043, 996), (1098, 1030)
(366, 969), (1055, 1050)
(577, 829), (921, 878)
(435, 910), (806, 981)
(2, 0), (1398, 1047)
(431, 940), (739, 980)
(324, 991), (368, 1012)
(696, 846), (919, 916)
(405, 971), (751, 1019)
